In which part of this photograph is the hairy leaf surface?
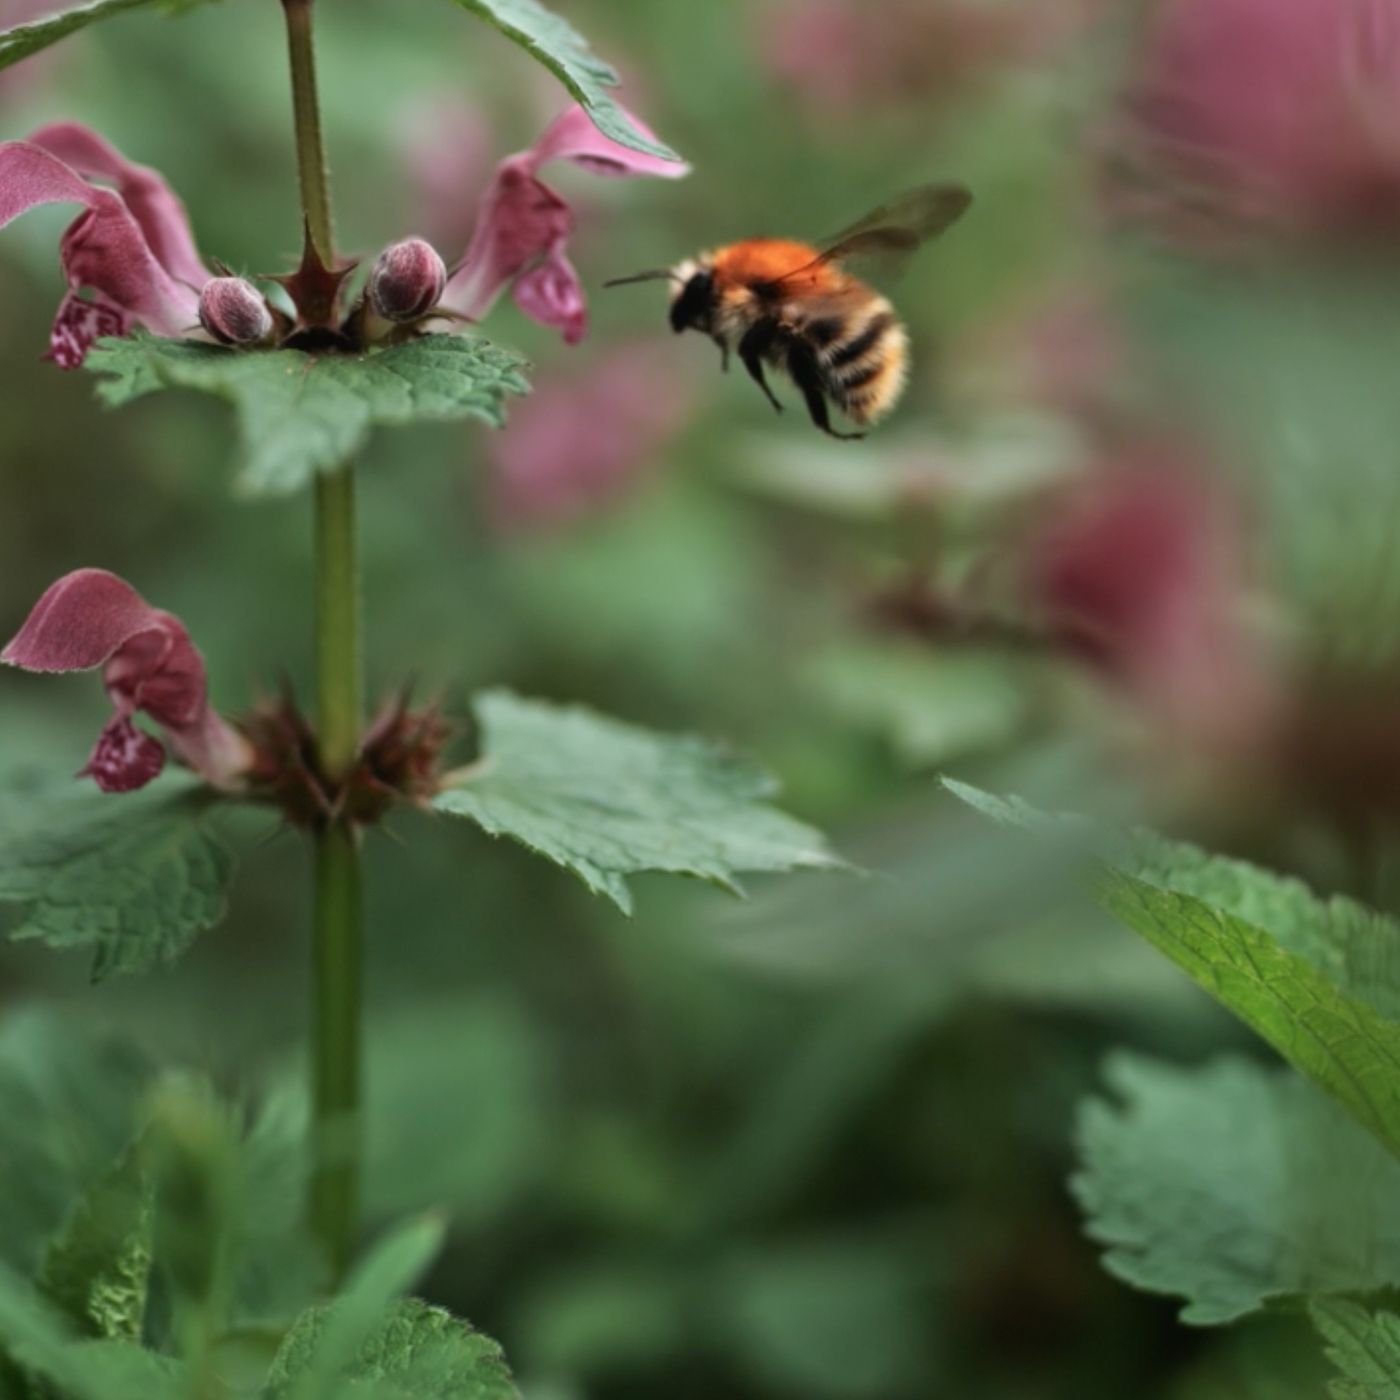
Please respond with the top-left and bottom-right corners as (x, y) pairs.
(1313, 1301), (1400, 1399)
(87, 333), (531, 497)
(435, 690), (841, 913)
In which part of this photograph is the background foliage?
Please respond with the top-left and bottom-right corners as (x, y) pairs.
(3, 0), (1397, 1395)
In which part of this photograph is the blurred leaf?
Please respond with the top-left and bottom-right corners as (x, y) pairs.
(946, 780), (1400, 1159)
(711, 1227), (935, 1399)
(434, 690), (841, 914)
(1076, 1053), (1400, 1325)
(40, 1141), (151, 1342)
(0, 783), (234, 980)
(810, 642), (1030, 768)
(0, 1258), (181, 1400)
(442, 0), (680, 162)
(0, 0), (211, 73)
(86, 332), (531, 498)
(1312, 1301), (1400, 1399)
(0, 1012), (148, 1275)
(268, 1216), (446, 1400)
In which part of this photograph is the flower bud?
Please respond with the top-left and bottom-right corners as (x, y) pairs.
(368, 238), (447, 322)
(198, 276), (273, 346)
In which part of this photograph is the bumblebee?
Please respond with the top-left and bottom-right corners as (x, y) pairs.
(606, 184), (972, 438)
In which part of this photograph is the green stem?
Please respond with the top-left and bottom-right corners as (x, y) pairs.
(282, 0), (334, 262)
(283, 0), (363, 1281)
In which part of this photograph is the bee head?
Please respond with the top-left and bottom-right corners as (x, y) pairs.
(667, 258), (714, 335)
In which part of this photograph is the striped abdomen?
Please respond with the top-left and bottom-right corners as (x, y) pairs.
(805, 297), (909, 427)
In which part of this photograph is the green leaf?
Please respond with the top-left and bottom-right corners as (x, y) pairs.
(0, 0), (208, 73)
(1075, 1054), (1400, 1324)
(0, 1258), (181, 1400)
(944, 780), (1400, 1160)
(40, 1141), (151, 1342)
(270, 1299), (518, 1400)
(434, 690), (841, 914)
(268, 1216), (446, 1400)
(86, 332), (531, 498)
(443, 0), (680, 162)
(0, 784), (235, 980)
(1312, 1301), (1400, 1399)
(0, 1012), (149, 1276)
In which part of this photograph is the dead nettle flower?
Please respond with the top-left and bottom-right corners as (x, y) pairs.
(1, 569), (252, 794)
(199, 275), (275, 346)
(488, 340), (694, 528)
(1111, 0), (1400, 248)
(427, 102), (690, 344)
(1027, 456), (1281, 755)
(367, 238), (448, 324)
(0, 121), (273, 366)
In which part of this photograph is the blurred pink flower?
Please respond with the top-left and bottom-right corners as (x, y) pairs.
(1112, 0), (1400, 246)
(1028, 457), (1280, 751)
(440, 104), (689, 344)
(758, 0), (1101, 112)
(2, 569), (251, 794)
(0, 121), (214, 366)
(488, 340), (693, 528)
(0, 2), (65, 106)
(396, 97), (496, 249)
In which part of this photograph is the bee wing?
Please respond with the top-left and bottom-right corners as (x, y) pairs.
(769, 183), (972, 288)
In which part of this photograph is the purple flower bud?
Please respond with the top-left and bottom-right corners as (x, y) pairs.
(368, 237), (447, 322)
(198, 276), (273, 346)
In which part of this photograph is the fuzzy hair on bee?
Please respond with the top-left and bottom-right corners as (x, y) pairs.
(606, 184), (971, 439)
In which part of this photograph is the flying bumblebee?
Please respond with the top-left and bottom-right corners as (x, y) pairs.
(605, 183), (972, 439)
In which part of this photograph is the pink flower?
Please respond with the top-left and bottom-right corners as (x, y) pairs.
(0, 121), (216, 366)
(2, 569), (251, 794)
(1028, 456), (1280, 753)
(758, 0), (1103, 113)
(1112, 0), (1400, 246)
(488, 340), (693, 528)
(439, 104), (688, 344)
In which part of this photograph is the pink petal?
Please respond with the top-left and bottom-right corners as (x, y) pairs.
(512, 243), (586, 343)
(0, 141), (200, 356)
(524, 104), (690, 179)
(2, 569), (249, 792)
(81, 716), (166, 794)
(46, 292), (128, 370)
(441, 159), (572, 320)
(25, 122), (209, 286)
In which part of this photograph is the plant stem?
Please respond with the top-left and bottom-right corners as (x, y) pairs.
(283, 0), (363, 1282)
(282, 0), (334, 263)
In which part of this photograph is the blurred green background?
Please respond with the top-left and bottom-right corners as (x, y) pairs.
(5, 0), (1397, 1394)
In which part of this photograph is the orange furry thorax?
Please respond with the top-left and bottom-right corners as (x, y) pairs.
(709, 239), (848, 295)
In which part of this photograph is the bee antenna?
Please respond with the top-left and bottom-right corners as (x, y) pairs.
(602, 269), (681, 288)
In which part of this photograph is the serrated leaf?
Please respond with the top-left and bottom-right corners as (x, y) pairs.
(943, 779), (1400, 1161)
(0, 1257), (181, 1400)
(1312, 1301), (1400, 1399)
(40, 1141), (151, 1342)
(434, 690), (841, 914)
(443, 0), (679, 162)
(85, 332), (531, 498)
(268, 1217), (446, 1400)
(1074, 1054), (1400, 1325)
(0, 783), (234, 980)
(269, 1298), (518, 1400)
(0, 0), (210, 73)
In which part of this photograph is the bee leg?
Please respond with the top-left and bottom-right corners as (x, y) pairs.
(786, 340), (866, 440)
(738, 320), (785, 414)
(713, 336), (730, 372)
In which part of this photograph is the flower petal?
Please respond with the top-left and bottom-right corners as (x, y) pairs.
(81, 716), (166, 794)
(512, 242), (586, 343)
(440, 159), (572, 320)
(524, 103), (691, 179)
(2, 569), (250, 792)
(0, 140), (200, 356)
(47, 291), (129, 370)
(25, 122), (209, 286)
